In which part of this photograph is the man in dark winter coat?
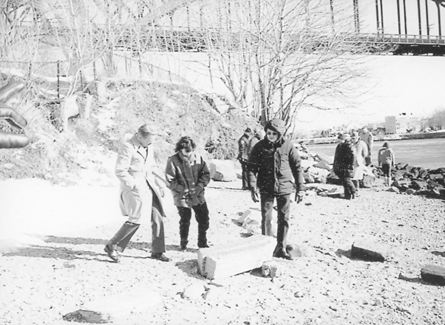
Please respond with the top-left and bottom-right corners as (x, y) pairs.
(333, 133), (356, 199)
(238, 128), (253, 190)
(248, 118), (304, 260)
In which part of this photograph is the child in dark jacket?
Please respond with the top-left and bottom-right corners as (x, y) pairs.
(378, 142), (395, 187)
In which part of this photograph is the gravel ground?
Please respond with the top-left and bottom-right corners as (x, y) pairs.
(1, 178), (444, 325)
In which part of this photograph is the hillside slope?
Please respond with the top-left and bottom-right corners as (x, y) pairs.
(0, 78), (256, 184)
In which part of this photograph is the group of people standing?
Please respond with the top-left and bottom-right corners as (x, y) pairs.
(333, 128), (395, 199)
(104, 118), (305, 264)
(103, 122), (397, 264)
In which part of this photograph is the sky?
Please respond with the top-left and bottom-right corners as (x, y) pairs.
(295, 55), (445, 131)
(291, 0), (445, 130)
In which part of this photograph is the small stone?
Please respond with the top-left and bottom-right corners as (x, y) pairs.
(294, 291), (304, 298)
(372, 299), (382, 306)
(329, 304), (338, 311)
(286, 243), (304, 258)
(261, 261), (279, 278)
(63, 262), (76, 268)
(351, 240), (387, 262)
(421, 265), (445, 286)
(63, 310), (110, 323)
(182, 283), (206, 300)
(237, 210), (251, 224)
(405, 188), (416, 195)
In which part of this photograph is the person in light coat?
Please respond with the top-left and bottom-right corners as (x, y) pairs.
(351, 131), (368, 195)
(360, 127), (374, 166)
(104, 124), (170, 263)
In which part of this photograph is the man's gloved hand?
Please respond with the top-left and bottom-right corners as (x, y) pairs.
(251, 187), (260, 203)
(295, 191), (304, 204)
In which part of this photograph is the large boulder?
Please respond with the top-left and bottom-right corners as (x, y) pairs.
(313, 153), (334, 165)
(313, 160), (331, 171)
(326, 171), (342, 185)
(307, 166), (329, 184)
(209, 159), (238, 182)
(410, 180), (428, 191)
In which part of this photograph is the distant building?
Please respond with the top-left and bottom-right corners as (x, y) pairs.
(385, 113), (420, 134)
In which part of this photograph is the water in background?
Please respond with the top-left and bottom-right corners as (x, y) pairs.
(307, 138), (445, 170)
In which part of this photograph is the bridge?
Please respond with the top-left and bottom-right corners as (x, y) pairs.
(348, 0), (445, 55)
(32, 0), (445, 56)
(114, 0), (445, 56)
(352, 33), (445, 55)
(111, 29), (445, 56)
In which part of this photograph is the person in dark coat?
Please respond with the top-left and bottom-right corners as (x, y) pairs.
(248, 118), (304, 260)
(165, 136), (211, 251)
(333, 133), (356, 200)
(246, 127), (264, 157)
(378, 142), (395, 187)
(237, 128), (253, 190)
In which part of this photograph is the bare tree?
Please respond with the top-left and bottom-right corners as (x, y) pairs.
(0, 0), (41, 59)
(199, 0), (378, 133)
(427, 107), (445, 129)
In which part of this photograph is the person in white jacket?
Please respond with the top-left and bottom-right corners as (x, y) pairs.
(104, 124), (170, 263)
(351, 131), (368, 195)
(360, 127), (374, 166)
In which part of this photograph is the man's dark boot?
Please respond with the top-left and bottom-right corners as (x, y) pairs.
(273, 221), (292, 260)
(104, 221), (140, 262)
(273, 245), (292, 260)
(197, 228), (209, 248)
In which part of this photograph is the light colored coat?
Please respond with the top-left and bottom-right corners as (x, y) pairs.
(115, 135), (166, 223)
(352, 139), (368, 180)
(360, 130), (374, 154)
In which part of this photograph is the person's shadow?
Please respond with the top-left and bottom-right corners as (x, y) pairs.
(4, 236), (210, 274)
(2, 236), (112, 262)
